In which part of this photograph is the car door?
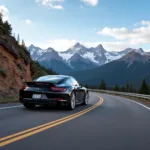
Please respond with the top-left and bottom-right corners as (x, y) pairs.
(65, 78), (80, 103)
(77, 86), (85, 102)
(71, 78), (84, 103)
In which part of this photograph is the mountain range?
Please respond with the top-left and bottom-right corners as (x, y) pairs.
(69, 51), (150, 87)
(28, 43), (149, 74)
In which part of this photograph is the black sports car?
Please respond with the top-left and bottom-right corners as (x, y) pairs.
(19, 75), (89, 110)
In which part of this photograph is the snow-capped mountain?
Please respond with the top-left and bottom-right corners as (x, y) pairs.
(59, 43), (123, 65)
(28, 43), (147, 73)
(69, 51), (150, 86)
(28, 44), (47, 60)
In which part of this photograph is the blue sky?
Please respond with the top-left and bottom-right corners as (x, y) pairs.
(0, 0), (150, 51)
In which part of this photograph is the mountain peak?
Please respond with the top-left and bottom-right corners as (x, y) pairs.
(137, 48), (144, 53)
(28, 44), (37, 49)
(96, 44), (104, 49)
(28, 44), (42, 51)
(94, 44), (106, 53)
(72, 42), (85, 50)
(74, 42), (82, 47)
(119, 51), (150, 64)
(64, 42), (86, 54)
(47, 47), (55, 52)
(120, 51), (142, 60)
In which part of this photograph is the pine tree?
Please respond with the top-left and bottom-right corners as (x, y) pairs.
(100, 80), (106, 90)
(0, 13), (3, 24)
(140, 79), (149, 94)
(121, 85), (125, 92)
(125, 83), (129, 92)
(21, 39), (26, 48)
(129, 84), (133, 93)
(133, 87), (137, 93)
(17, 34), (20, 44)
(3, 20), (12, 35)
(13, 33), (15, 38)
(114, 84), (120, 91)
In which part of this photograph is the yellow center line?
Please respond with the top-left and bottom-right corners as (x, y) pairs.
(0, 95), (103, 147)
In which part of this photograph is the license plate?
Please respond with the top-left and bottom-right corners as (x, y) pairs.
(32, 94), (41, 99)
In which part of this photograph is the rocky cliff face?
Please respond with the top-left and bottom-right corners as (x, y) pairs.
(0, 45), (32, 97)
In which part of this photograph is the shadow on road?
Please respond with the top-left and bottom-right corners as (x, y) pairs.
(21, 104), (93, 113)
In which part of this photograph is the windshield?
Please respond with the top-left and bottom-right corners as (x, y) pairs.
(35, 76), (65, 84)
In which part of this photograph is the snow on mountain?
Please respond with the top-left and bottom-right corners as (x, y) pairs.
(59, 43), (87, 61)
(28, 43), (148, 73)
(65, 43), (86, 54)
(58, 53), (73, 61)
(82, 52), (99, 64)
(105, 52), (124, 63)
(28, 44), (47, 60)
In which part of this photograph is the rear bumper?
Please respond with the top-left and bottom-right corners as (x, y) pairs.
(20, 98), (69, 106)
(19, 91), (71, 106)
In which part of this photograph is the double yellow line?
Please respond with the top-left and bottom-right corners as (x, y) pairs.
(0, 95), (103, 147)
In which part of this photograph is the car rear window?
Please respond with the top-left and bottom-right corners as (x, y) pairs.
(35, 76), (64, 84)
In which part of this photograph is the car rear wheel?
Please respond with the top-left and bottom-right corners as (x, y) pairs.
(82, 92), (89, 105)
(67, 92), (76, 110)
(23, 103), (36, 109)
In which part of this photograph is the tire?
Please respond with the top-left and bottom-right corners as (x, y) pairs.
(82, 92), (89, 105)
(23, 103), (36, 109)
(67, 92), (76, 110)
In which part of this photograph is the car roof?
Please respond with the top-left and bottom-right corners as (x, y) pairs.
(41, 75), (72, 79)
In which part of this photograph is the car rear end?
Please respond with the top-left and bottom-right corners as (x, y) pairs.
(19, 81), (71, 106)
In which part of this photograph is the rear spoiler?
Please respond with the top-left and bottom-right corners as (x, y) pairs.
(24, 82), (55, 86)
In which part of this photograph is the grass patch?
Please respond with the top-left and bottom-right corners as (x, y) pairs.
(0, 96), (19, 104)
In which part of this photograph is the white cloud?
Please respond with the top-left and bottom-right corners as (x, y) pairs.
(81, 0), (99, 6)
(141, 20), (150, 26)
(36, 0), (64, 9)
(27, 39), (144, 52)
(51, 5), (63, 9)
(25, 19), (32, 24)
(83, 41), (142, 51)
(47, 39), (77, 51)
(0, 5), (9, 21)
(29, 39), (77, 51)
(98, 20), (150, 45)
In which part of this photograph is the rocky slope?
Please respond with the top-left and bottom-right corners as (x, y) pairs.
(0, 18), (56, 98)
(0, 45), (32, 97)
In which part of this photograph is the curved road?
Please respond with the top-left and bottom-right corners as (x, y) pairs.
(0, 92), (150, 150)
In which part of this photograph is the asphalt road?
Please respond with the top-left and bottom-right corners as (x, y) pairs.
(0, 92), (150, 150)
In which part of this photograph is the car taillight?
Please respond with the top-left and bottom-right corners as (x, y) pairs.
(51, 86), (66, 92)
(21, 84), (27, 90)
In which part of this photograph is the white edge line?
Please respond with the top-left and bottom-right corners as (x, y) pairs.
(93, 92), (150, 111)
(0, 105), (23, 110)
(125, 99), (150, 110)
(111, 93), (150, 110)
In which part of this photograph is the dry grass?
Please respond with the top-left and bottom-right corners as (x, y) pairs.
(0, 96), (19, 104)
